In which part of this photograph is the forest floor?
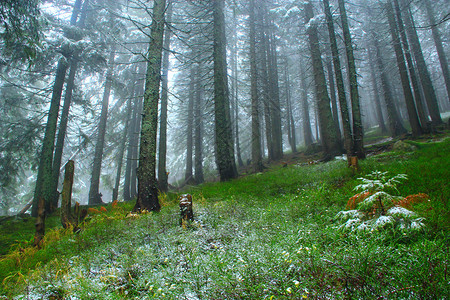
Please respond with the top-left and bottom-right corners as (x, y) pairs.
(0, 132), (449, 299)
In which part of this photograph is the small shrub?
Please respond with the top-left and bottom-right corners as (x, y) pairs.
(336, 171), (425, 232)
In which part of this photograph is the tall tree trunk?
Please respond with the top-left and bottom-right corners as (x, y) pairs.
(134, 0), (166, 212)
(31, 0), (83, 217)
(402, 0), (442, 125)
(393, 0), (429, 129)
(250, 0), (263, 172)
(386, 0), (422, 137)
(299, 59), (314, 147)
(50, 0), (90, 210)
(304, 1), (340, 159)
(231, 6), (244, 168)
(185, 68), (195, 184)
(212, 0), (237, 181)
(338, 0), (365, 158)
(326, 57), (342, 144)
(284, 56), (297, 153)
(372, 33), (407, 136)
(258, 18), (274, 162)
(323, 0), (352, 158)
(367, 48), (388, 134)
(88, 48), (115, 205)
(194, 64), (204, 184)
(130, 68), (145, 199)
(123, 74), (139, 202)
(423, 0), (450, 102)
(61, 160), (74, 228)
(113, 91), (133, 201)
(157, 1), (172, 193)
(267, 28), (283, 160)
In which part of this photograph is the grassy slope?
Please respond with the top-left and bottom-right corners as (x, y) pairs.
(0, 137), (449, 299)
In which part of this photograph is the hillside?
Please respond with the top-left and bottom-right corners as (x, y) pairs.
(1, 137), (449, 299)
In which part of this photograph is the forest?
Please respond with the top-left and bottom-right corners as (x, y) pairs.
(0, 0), (449, 298)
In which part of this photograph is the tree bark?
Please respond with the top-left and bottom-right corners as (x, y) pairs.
(393, 0), (429, 129)
(88, 47), (115, 205)
(134, 0), (166, 212)
(31, 0), (84, 217)
(323, 0), (352, 158)
(61, 160), (74, 229)
(386, 0), (422, 137)
(185, 68), (195, 184)
(157, 1), (172, 193)
(299, 59), (314, 147)
(212, 0), (237, 181)
(113, 87), (133, 201)
(284, 56), (297, 153)
(304, 1), (340, 159)
(372, 33), (407, 136)
(123, 73), (140, 202)
(194, 64), (204, 184)
(250, 0), (263, 172)
(423, 0), (450, 102)
(267, 28), (283, 160)
(402, 0), (442, 125)
(231, 6), (244, 168)
(325, 57), (342, 144)
(367, 48), (388, 134)
(32, 59), (68, 217)
(338, 0), (365, 158)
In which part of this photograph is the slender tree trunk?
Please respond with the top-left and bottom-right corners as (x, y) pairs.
(212, 0), (237, 181)
(386, 0), (422, 137)
(50, 0), (90, 210)
(194, 64), (204, 184)
(134, 0), (166, 212)
(323, 0), (352, 158)
(402, 0), (442, 125)
(130, 68), (145, 199)
(326, 57), (342, 144)
(267, 29), (283, 160)
(231, 6), (244, 168)
(423, 0), (450, 102)
(250, 0), (263, 172)
(259, 20), (274, 162)
(393, 0), (429, 129)
(367, 48), (388, 134)
(123, 74), (139, 202)
(338, 0), (365, 158)
(284, 57), (297, 153)
(299, 59), (314, 147)
(61, 160), (74, 228)
(372, 33), (407, 136)
(49, 62), (77, 210)
(113, 92), (133, 201)
(157, 2), (172, 193)
(88, 47), (115, 205)
(31, 0), (83, 217)
(185, 68), (195, 184)
(304, 1), (340, 159)
(133, 0), (166, 211)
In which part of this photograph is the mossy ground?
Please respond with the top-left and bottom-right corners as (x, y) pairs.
(1, 135), (449, 299)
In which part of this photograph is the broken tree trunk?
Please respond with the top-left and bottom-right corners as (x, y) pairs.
(61, 160), (75, 228)
(33, 197), (45, 248)
(179, 194), (193, 227)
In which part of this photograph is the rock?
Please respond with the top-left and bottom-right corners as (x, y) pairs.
(393, 140), (417, 152)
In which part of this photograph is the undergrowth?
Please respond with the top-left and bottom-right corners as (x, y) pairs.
(0, 137), (449, 299)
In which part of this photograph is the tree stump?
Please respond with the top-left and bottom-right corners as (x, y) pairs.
(61, 160), (75, 228)
(33, 197), (45, 248)
(349, 156), (359, 172)
(179, 194), (193, 227)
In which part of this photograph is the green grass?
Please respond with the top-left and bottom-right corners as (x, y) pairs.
(1, 137), (449, 299)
